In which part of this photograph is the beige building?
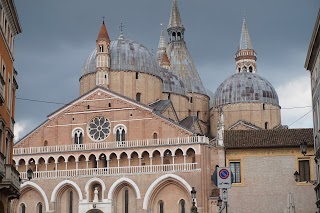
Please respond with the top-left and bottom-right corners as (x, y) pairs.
(305, 8), (320, 212)
(0, 0), (21, 212)
(11, 0), (315, 213)
(224, 129), (316, 213)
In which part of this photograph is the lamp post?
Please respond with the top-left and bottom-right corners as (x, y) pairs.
(300, 141), (308, 156)
(190, 187), (198, 213)
(294, 171), (300, 182)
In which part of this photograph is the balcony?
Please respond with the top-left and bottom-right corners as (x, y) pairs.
(0, 164), (20, 199)
(19, 163), (199, 180)
(14, 136), (209, 156)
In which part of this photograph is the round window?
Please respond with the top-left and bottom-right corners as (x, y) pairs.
(88, 116), (110, 141)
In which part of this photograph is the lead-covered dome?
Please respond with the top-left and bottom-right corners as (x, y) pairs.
(159, 67), (186, 96)
(81, 38), (160, 78)
(213, 72), (279, 107)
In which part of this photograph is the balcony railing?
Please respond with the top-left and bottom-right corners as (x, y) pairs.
(20, 163), (199, 180)
(1, 164), (20, 191)
(14, 136), (209, 155)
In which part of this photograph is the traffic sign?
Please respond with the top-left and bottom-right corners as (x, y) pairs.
(217, 167), (232, 189)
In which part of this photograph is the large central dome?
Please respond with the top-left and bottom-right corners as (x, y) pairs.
(213, 72), (279, 107)
(81, 38), (160, 78)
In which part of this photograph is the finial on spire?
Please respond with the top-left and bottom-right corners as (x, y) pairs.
(118, 20), (125, 39)
(102, 16), (105, 24)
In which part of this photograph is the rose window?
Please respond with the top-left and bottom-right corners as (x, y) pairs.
(88, 116), (110, 141)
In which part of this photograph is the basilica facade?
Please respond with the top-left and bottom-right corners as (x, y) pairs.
(10, 0), (315, 213)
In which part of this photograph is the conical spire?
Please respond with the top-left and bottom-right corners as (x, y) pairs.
(97, 20), (110, 42)
(168, 0), (184, 29)
(157, 23), (167, 64)
(239, 17), (253, 50)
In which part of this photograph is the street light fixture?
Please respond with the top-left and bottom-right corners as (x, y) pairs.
(190, 187), (198, 213)
(217, 197), (223, 207)
(300, 141), (308, 156)
(27, 168), (33, 181)
(294, 171), (300, 182)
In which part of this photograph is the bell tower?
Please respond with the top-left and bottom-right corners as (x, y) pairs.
(235, 16), (257, 73)
(96, 19), (111, 87)
(167, 0), (185, 43)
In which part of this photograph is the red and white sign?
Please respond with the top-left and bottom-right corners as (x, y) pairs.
(217, 167), (232, 189)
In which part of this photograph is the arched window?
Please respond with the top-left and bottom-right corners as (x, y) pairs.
(249, 66), (253, 72)
(177, 32), (181, 40)
(44, 140), (48, 146)
(159, 201), (164, 213)
(73, 128), (84, 144)
(37, 202), (43, 213)
(69, 190), (73, 213)
(124, 188), (129, 213)
(265, 122), (268, 129)
(136, 93), (141, 102)
(136, 72), (139, 79)
(180, 199), (186, 213)
(172, 32), (176, 41)
(114, 125), (127, 144)
(153, 132), (158, 139)
(263, 103), (265, 110)
(20, 203), (26, 213)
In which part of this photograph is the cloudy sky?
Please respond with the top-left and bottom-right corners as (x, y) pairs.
(12, 0), (319, 141)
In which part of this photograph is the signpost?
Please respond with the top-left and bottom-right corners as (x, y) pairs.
(217, 167), (231, 189)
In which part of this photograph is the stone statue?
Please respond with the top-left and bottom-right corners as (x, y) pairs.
(93, 187), (99, 202)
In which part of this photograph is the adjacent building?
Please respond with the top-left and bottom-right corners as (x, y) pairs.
(305, 8), (320, 212)
(0, 0), (21, 212)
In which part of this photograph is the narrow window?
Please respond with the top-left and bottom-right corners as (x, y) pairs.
(69, 191), (73, 213)
(299, 160), (310, 182)
(263, 103), (265, 110)
(108, 103), (111, 107)
(265, 122), (268, 129)
(197, 111), (200, 119)
(74, 129), (83, 145)
(125, 189), (129, 213)
(5, 136), (9, 163)
(136, 93), (141, 102)
(37, 203), (43, 213)
(136, 72), (139, 79)
(87, 105), (90, 109)
(99, 45), (103, 52)
(180, 199), (185, 213)
(159, 201), (164, 213)
(153, 133), (157, 139)
(20, 203), (26, 213)
(44, 140), (48, 146)
(168, 93), (171, 100)
(249, 66), (253, 72)
(230, 162), (241, 183)
(190, 97), (193, 103)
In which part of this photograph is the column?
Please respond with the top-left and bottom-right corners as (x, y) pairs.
(172, 155), (175, 171)
(65, 161), (68, 177)
(75, 160), (79, 176)
(183, 155), (187, 170)
(35, 163), (38, 173)
(25, 163), (29, 172)
(149, 157), (153, 173)
(106, 159), (110, 175)
(55, 162), (58, 177)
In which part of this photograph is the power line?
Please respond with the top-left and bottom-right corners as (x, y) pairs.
(288, 110), (313, 127)
(16, 97), (312, 113)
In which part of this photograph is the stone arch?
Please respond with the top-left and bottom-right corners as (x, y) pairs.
(20, 182), (50, 212)
(86, 209), (104, 213)
(85, 177), (106, 201)
(51, 180), (83, 202)
(143, 174), (192, 210)
(107, 177), (141, 200)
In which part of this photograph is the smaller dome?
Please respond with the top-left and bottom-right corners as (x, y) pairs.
(214, 72), (279, 107)
(159, 67), (186, 96)
(81, 38), (160, 78)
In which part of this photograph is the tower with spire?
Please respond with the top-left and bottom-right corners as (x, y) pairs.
(235, 17), (257, 73)
(96, 19), (111, 87)
(156, 23), (167, 64)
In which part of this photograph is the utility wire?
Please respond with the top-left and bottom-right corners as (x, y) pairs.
(288, 109), (313, 127)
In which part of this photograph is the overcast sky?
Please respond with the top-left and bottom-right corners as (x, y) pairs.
(12, 0), (320, 141)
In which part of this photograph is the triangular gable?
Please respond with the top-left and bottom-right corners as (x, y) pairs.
(16, 87), (193, 146)
(228, 120), (262, 131)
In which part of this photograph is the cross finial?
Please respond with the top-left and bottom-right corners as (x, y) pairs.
(102, 16), (105, 24)
(119, 20), (125, 34)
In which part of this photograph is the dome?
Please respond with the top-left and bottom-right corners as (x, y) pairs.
(159, 67), (186, 96)
(213, 72), (279, 107)
(81, 38), (160, 78)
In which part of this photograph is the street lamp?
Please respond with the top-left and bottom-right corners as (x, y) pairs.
(300, 141), (308, 156)
(27, 168), (33, 180)
(217, 197), (223, 207)
(190, 187), (198, 213)
(294, 171), (300, 182)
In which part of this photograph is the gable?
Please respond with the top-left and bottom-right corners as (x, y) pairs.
(228, 120), (262, 131)
(15, 87), (193, 148)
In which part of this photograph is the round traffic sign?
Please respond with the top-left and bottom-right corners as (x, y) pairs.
(219, 169), (230, 179)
